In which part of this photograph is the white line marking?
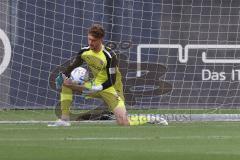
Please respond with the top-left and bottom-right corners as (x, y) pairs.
(0, 120), (115, 124)
(184, 44), (240, 63)
(137, 44), (182, 77)
(202, 51), (240, 63)
(137, 44), (240, 76)
(0, 29), (11, 75)
(0, 137), (152, 141)
(65, 137), (150, 141)
(1, 114), (240, 124)
(0, 136), (239, 141)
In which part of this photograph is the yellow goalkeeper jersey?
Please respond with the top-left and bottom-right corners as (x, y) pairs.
(63, 45), (122, 90)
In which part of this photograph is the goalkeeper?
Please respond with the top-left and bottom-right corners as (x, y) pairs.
(51, 24), (168, 126)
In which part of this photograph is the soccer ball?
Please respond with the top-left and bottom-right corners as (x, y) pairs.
(70, 67), (89, 84)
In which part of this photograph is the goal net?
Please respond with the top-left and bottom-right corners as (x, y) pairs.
(1, 0), (240, 122)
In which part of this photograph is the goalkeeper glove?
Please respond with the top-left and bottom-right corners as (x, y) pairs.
(83, 81), (103, 94)
(55, 73), (66, 89)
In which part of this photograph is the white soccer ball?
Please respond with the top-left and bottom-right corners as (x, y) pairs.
(70, 67), (89, 84)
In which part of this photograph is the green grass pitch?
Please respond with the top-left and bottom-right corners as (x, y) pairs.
(0, 122), (240, 160)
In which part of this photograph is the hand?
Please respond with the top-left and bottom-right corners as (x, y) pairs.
(83, 81), (103, 94)
(55, 73), (66, 89)
(91, 85), (103, 92)
(63, 79), (85, 93)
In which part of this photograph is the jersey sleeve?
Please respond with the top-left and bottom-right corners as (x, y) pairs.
(101, 52), (118, 90)
(62, 50), (84, 77)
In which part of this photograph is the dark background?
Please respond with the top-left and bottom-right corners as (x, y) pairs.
(3, 0), (240, 109)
